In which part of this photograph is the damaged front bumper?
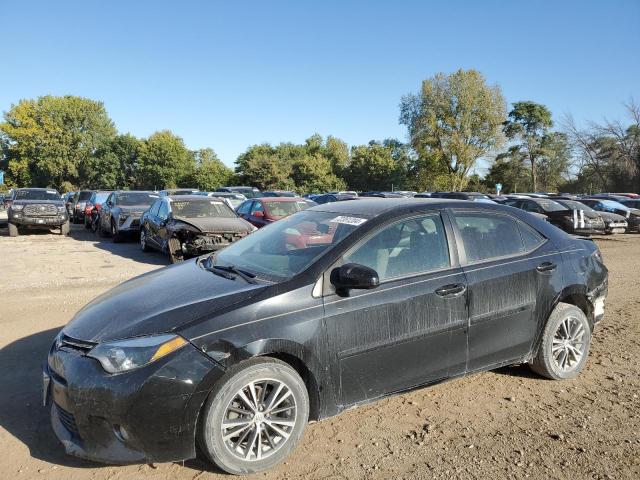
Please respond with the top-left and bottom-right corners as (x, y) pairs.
(589, 280), (608, 324)
(180, 232), (249, 256)
(44, 336), (225, 464)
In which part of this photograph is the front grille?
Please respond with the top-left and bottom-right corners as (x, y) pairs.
(23, 204), (58, 216)
(56, 404), (80, 436)
(59, 334), (96, 354)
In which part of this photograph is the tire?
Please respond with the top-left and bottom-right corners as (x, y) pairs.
(199, 358), (309, 475)
(168, 237), (184, 264)
(111, 221), (121, 243)
(84, 216), (91, 229)
(60, 221), (70, 236)
(98, 218), (108, 237)
(140, 227), (151, 252)
(8, 222), (19, 237)
(530, 302), (592, 380)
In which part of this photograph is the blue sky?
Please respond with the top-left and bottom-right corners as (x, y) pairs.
(1, 0), (638, 168)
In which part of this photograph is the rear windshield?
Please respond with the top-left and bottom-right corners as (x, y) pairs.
(265, 200), (312, 218)
(78, 191), (92, 201)
(171, 200), (237, 218)
(15, 190), (60, 201)
(117, 192), (158, 206)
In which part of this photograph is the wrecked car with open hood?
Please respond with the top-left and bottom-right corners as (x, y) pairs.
(139, 195), (255, 263)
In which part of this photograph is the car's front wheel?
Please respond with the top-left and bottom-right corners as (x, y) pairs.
(111, 220), (121, 243)
(60, 221), (70, 236)
(140, 227), (151, 252)
(199, 358), (309, 475)
(8, 222), (19, 237)
(530, 302), (592, 380)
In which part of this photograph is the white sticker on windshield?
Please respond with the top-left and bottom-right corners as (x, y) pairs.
(46, 190), (57, 194)
(330, 215), (367, 226)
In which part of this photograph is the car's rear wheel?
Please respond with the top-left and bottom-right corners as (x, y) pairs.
(8, 222), (19, 237)
(84, 216), (91, 229)
(199, 358), (309, 475)
(530, 302), (592, 380)
(140, 227), (151, 252)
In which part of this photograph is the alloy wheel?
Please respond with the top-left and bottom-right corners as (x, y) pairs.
(221, 379), (297, 461)
(552, 316), (586, 372)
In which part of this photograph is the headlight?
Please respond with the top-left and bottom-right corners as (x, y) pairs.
(57, 206), (66, 213)
(11, 204), (24, 211)
(87, 334), (187, 374)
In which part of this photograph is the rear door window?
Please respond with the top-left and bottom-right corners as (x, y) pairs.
(454, 213), (525, 263)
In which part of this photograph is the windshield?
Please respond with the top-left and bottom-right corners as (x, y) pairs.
(15, 189), (60, 201)
(171, 199), (236, 218)
(214, 210), (366, 280)
(117, 192), (158, 206)
(558, 200), (595, 212)
(599, 200), (630, 211)
(621, 200), (640, 209)
(265, 200), (313, 218)
(537, 199), (567, 212)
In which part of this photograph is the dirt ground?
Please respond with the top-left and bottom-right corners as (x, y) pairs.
(0, 224), (638, 480)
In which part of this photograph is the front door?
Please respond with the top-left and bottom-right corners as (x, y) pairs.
(322, 212), (468, 407)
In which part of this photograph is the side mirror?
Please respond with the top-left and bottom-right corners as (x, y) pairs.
(330, 263), (380, 295)
(253, 210), (264, 218)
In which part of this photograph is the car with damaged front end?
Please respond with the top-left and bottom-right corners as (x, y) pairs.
(44, 198), (608, 475)
(140, 195), (256, 263)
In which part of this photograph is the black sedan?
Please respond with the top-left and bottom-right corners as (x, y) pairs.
(554, 199), (628, 234)
(140, 195), (255, 263)
(45, 199), (608, 474)
(503, 197), (605, 234)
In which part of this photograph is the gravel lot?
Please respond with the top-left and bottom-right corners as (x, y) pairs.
(0, 224), (638, 480)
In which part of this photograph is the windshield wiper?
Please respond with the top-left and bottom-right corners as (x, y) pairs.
(211, 264), (258, 284)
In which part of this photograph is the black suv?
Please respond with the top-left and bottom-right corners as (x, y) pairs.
(7, 188), (69, 236)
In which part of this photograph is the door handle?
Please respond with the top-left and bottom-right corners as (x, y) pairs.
(435, 283), (466, 297)
(536, 262), (557, 273)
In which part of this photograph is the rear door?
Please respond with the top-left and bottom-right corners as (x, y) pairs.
(323, 211), (468, 406)
(451, 210), (560, 371)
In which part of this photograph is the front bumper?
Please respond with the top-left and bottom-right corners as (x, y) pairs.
(45, 337), (225, 464)
(117, 215), (142, 233)
(10, 214), (68, 227)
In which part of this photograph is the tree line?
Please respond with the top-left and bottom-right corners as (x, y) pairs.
(1, 70), (638, 194)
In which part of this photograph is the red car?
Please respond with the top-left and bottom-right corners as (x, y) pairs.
(236, 197), (316, 228)
(84, 190), (112, 230)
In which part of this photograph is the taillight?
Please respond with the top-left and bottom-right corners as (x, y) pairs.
(95, 204), (102, 211)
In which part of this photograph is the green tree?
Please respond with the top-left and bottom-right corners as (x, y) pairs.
(399, 69), (506, 191)
(193, 148), (234, 190)
(235, 135), (348, 192)
(503, 101), (553, 192)
(137, 130), (195, 189)
(88, 134), (142, 189)
(485, 146), (530, 193)
(345, 141), (408, 191)
(0, 95), (117, 189)
(537, 132), (571, 192)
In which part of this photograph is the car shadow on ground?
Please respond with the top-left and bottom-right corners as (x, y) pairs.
(0, 328), (102, 468)
(493, 364), (542, 379)
(67, 225), (170, 267)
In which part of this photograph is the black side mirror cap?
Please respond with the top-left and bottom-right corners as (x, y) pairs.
(330, 263), (380, 296)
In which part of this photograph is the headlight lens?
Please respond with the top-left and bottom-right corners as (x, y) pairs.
(87, 334), (187, 374)
(11, 204), (24, 211)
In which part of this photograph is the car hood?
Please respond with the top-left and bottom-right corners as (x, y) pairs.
(597, 211), (627, 222)
(544, 209), (600, 220)
(118, 204), (152, 214)
(12, 199), (63, 206)
(62, 260), (266, 343)
(171, 216), (253, 233)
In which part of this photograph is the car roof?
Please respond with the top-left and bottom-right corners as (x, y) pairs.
(253, 197), (306, 202)
(310, 197), (481, 216)
(167, 194), (226, 202)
